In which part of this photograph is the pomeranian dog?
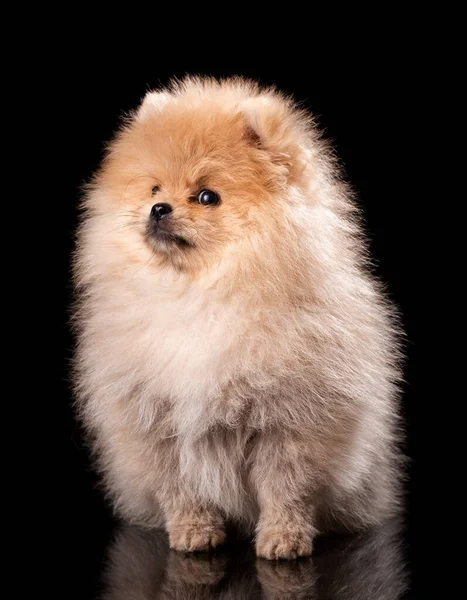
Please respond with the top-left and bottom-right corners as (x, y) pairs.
(73, 77), (403, 560)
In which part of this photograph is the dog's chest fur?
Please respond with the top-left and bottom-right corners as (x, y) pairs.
(91, 270), (272, 431)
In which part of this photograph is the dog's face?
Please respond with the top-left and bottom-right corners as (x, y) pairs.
(94, 84), (308, 273)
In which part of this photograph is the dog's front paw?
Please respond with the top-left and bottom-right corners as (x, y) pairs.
(256, 528), (313, 560)
(169, 524), (226, 552)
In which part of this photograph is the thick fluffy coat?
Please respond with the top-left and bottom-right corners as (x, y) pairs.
(73, 77), (403, 559)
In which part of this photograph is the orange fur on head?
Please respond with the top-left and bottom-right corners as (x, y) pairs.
(73, 77), (404, 560)
(87, 79), (315, 276)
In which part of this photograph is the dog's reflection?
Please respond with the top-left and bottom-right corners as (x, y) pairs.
(101, 518), (408, 599)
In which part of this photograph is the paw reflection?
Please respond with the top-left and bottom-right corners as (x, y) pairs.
(101, 518), (408, 599)
(256, 557), (316, 599)
(166, 550), (228, 586)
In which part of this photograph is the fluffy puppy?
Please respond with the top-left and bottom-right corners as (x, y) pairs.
(73, 77), (403, 559)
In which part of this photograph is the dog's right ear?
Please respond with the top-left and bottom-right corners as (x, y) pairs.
(240, 94), (310, 183)
(137, 91), (171, 120)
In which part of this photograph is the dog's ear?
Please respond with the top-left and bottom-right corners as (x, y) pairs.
(240, 95), (310, 182)
(137, 91), (171, 120)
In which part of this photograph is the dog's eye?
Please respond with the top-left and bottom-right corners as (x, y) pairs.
(151, 186), (160, 195)
(197, 189), (220, 206)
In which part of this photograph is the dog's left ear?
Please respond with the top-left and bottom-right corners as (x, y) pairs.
(240, 95), (310, 182)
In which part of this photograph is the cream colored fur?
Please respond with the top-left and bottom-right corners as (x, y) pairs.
(73, 77), (403, 559)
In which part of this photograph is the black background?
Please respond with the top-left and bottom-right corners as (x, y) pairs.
(54, 45), (419, 598)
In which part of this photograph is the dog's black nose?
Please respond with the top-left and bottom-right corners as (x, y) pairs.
(150, 203), (173, 221)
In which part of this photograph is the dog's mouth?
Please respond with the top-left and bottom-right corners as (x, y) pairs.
(146, 221), (192, 249)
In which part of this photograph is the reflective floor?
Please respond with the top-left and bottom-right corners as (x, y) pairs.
(83, 516), (412, 599)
